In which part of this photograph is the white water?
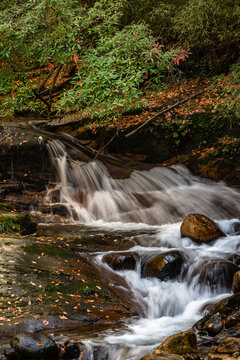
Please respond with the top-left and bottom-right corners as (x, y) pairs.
(45, 140), (240, 359)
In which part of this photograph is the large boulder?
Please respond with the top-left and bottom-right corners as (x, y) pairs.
(102, 252), (139, 271)
(142, 251), (183, 281)
(232, 270), (240, 294)
(153, 330), (197, 357)
(181, 214), (225, 244)
(10, 332), (58, 359)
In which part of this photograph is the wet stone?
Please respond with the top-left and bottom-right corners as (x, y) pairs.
(10, 332), (58, 359)
(153, 330), (197, 356)
(181, 214), (225, 244)
(217, 337), (240, 354)
(232, 270), (240, 294)
(204, 314), (223, 336)
(142, 251), (183, 281)
(189, 260), (238, 290)
(141, 354), (184, 360)
(102, 252), (139, 271)
(61, 340), (84, 359)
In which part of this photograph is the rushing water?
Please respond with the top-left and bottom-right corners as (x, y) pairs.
(45, 140), (240, 359)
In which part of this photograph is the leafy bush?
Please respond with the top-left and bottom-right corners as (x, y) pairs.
(0, 216), (20, 233)
(56, 24), (179, 117)
(174, 0), (240, 70)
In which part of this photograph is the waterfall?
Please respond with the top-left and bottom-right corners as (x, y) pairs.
(45, 139), (240, 360)
(46, 139), (240, 225)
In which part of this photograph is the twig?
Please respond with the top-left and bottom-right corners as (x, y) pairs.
(36, 66), (57, 94)
(125, 86), (212, 138)
(48, 64), (63, 112)
(32, 89), (51, 110)
(94, 128), (119, 160)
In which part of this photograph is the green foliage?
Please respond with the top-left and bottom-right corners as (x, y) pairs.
(57, 24), (179, 117)
(174, 0), (240, 70)
(228, 61), (240, 119)
(0, 215), (20, 233)
(0, 0), (239, 118)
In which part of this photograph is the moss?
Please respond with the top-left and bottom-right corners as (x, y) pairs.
(22, 243), (71, 258)
(155, 330), (197, 356)
(16, 214), (37, 235)
(44, 279), (112, 299)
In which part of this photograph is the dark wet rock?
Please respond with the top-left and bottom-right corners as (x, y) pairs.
(10, 332), (58, 359)
(102, 252), (139, 271)
(232, 270), (240, 294)
(39, 204), (68, 217)
(92, 346), (109, 360)
(195, 313), (223, 336)
(217, 337), (240, 354)
(204, 314), (223, 336)
(18, 213), (37, 235)
(61, 340), (84, 359)
(211, 292), (240, 315)
(188, 260), (238, 290)
(153, 330), (197, 356)
(181, 214), (225, 244)
(232, 221), (240, 235)
(4, 348), (18, 360)
(141, 251), (183, 281)
(228, 254), (240, 266)
(225, 313), (239, 329)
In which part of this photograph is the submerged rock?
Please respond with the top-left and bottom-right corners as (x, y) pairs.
(141, 251), (183, 281)
(188, 260), (238, 290)
(153, 330), (197, 357)
(61, 340), (84, 359)
(102, 252), (139, 271)
(10, 332), (58, 359)
(181, 214), (225, 244)
(232, 270), (240, 294)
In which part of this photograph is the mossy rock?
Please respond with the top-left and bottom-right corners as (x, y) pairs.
(142, 251), (183, 281)
(141, 354), (184, 360)
(17, 214), (37, 235)
(153, 330), (197, 356)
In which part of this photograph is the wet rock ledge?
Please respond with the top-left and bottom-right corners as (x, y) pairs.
(141, 292), (240, 360)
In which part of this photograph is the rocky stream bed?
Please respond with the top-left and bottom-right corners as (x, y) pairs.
(0, 120), (240, 360)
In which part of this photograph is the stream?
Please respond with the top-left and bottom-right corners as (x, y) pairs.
(36, 139), (240, 359)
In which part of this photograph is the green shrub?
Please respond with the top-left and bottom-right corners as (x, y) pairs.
(56, 24), (179, 117)
(174, 0), (240, 70)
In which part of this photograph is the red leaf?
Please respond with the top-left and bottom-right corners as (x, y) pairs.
(73, 54), (78, 63)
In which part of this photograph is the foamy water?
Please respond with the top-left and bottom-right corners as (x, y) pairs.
(45, 140), (240, 359)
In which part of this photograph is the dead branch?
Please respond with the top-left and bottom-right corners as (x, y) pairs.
(36, 66), (57, 94)
(32, 89), (51, 110)
(125, 86), (212, 138)
(48, 64), (63, 112)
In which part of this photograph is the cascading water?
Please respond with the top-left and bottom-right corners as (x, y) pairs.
(45, 140), (240, 359)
